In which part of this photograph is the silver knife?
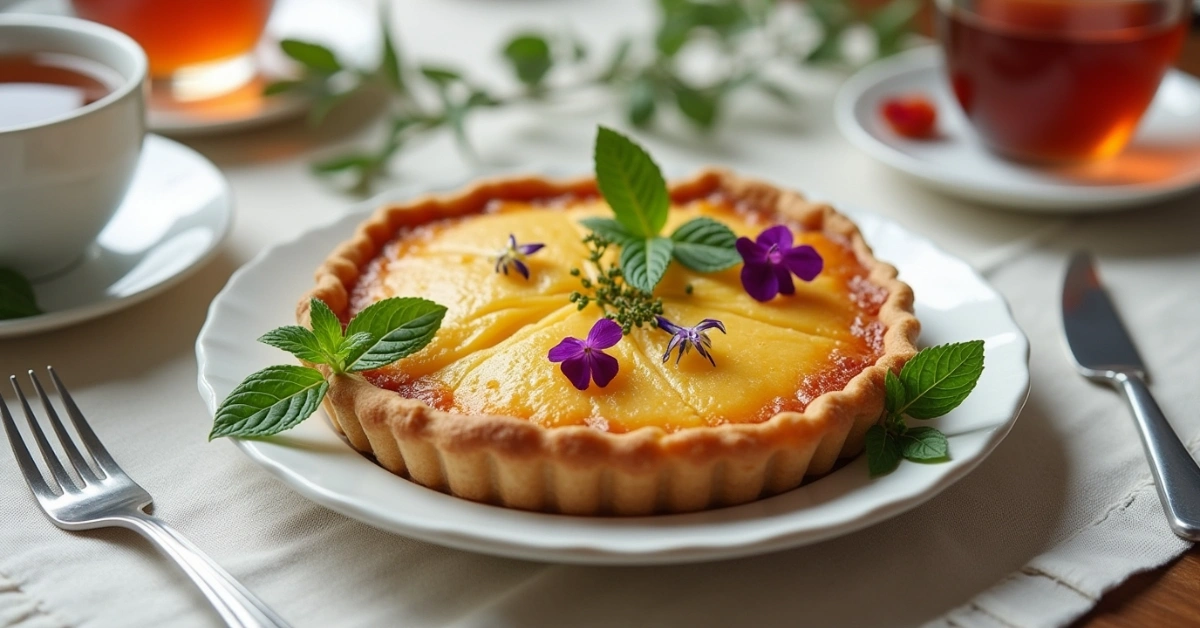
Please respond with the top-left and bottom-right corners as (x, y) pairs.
(1062, 251), (1200, 541)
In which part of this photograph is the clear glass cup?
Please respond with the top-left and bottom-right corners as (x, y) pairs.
(937, 0), (1189, 162)
(71, 0), (275, 101)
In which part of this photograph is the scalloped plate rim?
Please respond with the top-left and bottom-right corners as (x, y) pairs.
(195, 177), (1030, 565)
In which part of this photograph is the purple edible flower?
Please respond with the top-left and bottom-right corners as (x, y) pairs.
(656, 316), (726, 367)
(735, 225), (823, 302)
(547, 318), (623, 390)
(494, 234), (545, 279)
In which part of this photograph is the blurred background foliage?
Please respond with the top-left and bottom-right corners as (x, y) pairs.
(270, 0), (921, 193)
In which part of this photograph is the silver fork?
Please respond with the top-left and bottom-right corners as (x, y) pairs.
(1, 367), (290, 628)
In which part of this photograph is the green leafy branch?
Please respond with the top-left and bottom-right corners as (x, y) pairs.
(269, 0), (919, 194)
(866, 340), (986, 477)
(209, 296), (447, 439)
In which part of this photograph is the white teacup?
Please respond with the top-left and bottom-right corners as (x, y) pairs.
(0, 15), (146, 279)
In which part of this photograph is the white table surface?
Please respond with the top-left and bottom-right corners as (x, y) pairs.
(2, 1), (1199, 627)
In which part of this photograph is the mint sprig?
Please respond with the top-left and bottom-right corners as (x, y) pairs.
(0, 268), (42, 321)
(594, 126), (670, 239)
(619, 237), (674, 294)
(343, 297), (447, 371)
(209, 296), (447, 440)
(866, 341), (985, 477)
(209, 366), (329, 440)
(587, 127), (740, 294)
(669, 216), (741, 272)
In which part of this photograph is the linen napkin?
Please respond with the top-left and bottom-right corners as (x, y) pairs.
(2, 0), (1199, 624)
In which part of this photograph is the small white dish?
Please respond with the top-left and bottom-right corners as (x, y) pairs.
(0, 134), (231, 339)
(6, 0), (379, 136)
(195, 185), (1029, 565)
(836, 46), (1200, 212)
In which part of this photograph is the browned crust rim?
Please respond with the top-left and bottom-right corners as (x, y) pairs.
(300, 168), (920, 514)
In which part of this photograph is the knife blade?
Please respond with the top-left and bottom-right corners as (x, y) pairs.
(1061, 251), (1200, 541)
(1062, 252), (1145, 378)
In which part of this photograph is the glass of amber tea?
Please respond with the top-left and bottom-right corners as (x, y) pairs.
(71, 0), (274, 99)
(937, 0), (1189, 163)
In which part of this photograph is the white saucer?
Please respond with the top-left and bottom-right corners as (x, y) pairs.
(195, 185), (1029, 565)
(5, 0), (379, 136)
(836, 46), (1200, 212)
(0, 135), (231, 339)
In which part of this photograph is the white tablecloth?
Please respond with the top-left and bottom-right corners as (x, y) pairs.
(2, 1), (1198, 626)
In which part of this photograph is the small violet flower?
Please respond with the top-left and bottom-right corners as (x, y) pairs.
(656, 316), (726, 367)
(735, 225), (823, 302)
(547, 318), (623, 390)
(494, 234), (544, 279)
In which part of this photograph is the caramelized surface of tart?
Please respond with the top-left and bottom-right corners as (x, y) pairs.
(347, 195), (887, 434)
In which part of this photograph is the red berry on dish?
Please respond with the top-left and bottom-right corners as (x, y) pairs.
(880, 95), (937, 139)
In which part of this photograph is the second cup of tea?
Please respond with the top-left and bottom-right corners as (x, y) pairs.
(938, 0), (1188, 163)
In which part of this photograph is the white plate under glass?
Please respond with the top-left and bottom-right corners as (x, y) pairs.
(836, 46), (1200, 212)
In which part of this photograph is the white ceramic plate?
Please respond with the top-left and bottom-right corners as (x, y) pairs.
(836, 46), (1200, 212)
(195, 187), (1030, 565)
(0, 134), (231, 339)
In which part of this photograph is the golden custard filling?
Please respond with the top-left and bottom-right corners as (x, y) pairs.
(348, 195), (887, 434)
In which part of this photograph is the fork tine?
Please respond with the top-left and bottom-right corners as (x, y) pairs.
(30, 370), (100, 484)
(0, 388), (53, 497)
(10, 375), (75, 492)
(47, 367), (121, 475)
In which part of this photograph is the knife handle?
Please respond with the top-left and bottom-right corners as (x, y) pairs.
(1113, 372), (1200, 541)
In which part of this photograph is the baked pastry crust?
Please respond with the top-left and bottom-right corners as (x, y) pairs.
(301, 169), (919, 515)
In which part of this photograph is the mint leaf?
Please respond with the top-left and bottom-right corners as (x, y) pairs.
(378, 4), (405, 91)
(628, 76), (657, 127)
(669, 217), (740, 272)
(579, 217), (636, 246)
(600, 36), (632, 82)
(866, 424), (902, 477)
(308, 298), (345, 359)
(337, 331), (374, 364)
(896, 341), (985, 420)
(312, 154), (376, 174)
(884, 369), (906, 414)
(0, 268), (41, 320)
(870, 0), (920, 57)
(263, 80), (302, 96)
(673, 84), (718, 130)
(620, 237), (674, 294)
(420, 66), (461, 85)
(280, 39), (341, 73)
(900, 426), (949, 462)
(258, 326), (332, 365)
(593, 126), (670, 238)
(209, 365), (329, 439)
(503, 34), (553, 87)
(344, 297), (447, 371)
(656, 12), (694, 57)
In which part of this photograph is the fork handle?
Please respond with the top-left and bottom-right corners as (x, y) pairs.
(1113, 372), (1200, 541)
(116, 512), (290, 627)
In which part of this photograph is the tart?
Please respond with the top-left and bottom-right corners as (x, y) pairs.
(301, 169), (919, 515)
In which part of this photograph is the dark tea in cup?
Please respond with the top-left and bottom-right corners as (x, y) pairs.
(939, 0), (1188, 162)
(0, 53), (120, 129)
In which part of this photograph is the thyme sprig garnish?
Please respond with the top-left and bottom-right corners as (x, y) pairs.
(569, 232), (664, 335)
